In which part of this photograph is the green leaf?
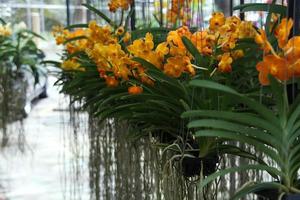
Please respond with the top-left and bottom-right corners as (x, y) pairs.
(0, 18), (6, 25)
(290, 160), (300, 179)
(199, 165), (282, 189)
(63, 36), (87, 45)
(269, 75), (287, 124)
(217, 145), (267, 166)
(182, 110), (280, 136)
(124, 9), (134, 32)
(189, 80), (280, 128)
(233, 3), (287, 16)
(41, 60), (61, 66)
(66, 51), (86, 60)
(82, 3), (116, 27)
(132, 57), (186, 94)
(231, 182), (285, 200)
(19, 29), (45, 40)
(188, 119), (281, 148)
(152, 14), (161, 26)
(288, 101), (300, 134)
(132, 57), (160, 71)
(64, 24), (89, 30)
(182, 36), (208, 67)
(131, 27), (170, 42)
(194, 130), (283, 168)
(190, 79), (240, 95)
(265, 0), (281, 34)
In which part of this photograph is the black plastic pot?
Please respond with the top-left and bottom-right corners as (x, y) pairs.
(256, 188), (280, 200)
(181, 138), (219, 177)
(256, 189), (300, 200)
(284, 194), (300, 200)
(182, 154), (218, 177)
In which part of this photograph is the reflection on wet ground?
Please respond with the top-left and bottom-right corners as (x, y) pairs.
(0, 75), (167, 200)
(0, 40), (91, 200)
(0, 76), (90, 200)
(0, 41), (199, 200)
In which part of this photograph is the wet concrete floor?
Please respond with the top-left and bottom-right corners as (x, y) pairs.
(0, 40), (91, 200)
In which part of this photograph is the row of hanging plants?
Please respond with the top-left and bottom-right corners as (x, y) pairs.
(50, 1), (300, 199)
(0, 19), (47, 143)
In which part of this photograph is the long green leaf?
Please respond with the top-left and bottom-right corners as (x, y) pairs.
(232, 182), (285, 200)
(0, 18), (6, 25)
(124, 9), (134, 32)
(64, 24), (89, 30)
(63, 36), (87, 45)
(288, 102), (300, 133)
(265, 0), (278, 34)
(269, 76), (287, 125)
(189, 80), (280, 128)
(217, 145), (267, 166)
(233, 3), (286, 16)
(132, 57), (187, 95)
(41, 60), (61, 66)
(20, 29), (45, 40)
(188, 119), (281, 148)
(182, 36), (208, 67)
(199, 165), (282, 189)
(182, 110), (280, 136)
(82, 3), (116, 27)
(195, 130), (283, 168)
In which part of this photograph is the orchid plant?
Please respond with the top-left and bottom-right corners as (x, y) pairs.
(0, 18), (45, 84)
(51, 0), (298, 198)
(51, 0), (264, 181)
(182, 3), (300, 199)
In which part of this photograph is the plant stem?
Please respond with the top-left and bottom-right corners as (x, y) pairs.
(119, 10), (124, 27)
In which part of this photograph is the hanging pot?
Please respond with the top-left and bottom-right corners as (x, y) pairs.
(256, 189), (300, 200)
(181, 138), (218, 177)
(284, 194), (300, 200)
(256, 188), (280, 200)
(182, 154), (218, 177)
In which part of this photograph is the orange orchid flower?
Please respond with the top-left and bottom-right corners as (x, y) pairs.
(191, 31), (214, 55)
(283, 36), (300, 64)
(164, 56), (185, 78)
(209, 12), (225, 31)
(256, 55), (290, 85)
(218, 53), (233, 73)
(255, 29), (272, 53)
(155, 42), (169, 57)
(122, 32), (131, 43)
(105, 76), (119, 87)
(115, 26), (125, 36)
(275, 18), (293, 49)
(128, 85), (143, 94)
(283, 36), (300, 77)
(167, 26), (191, 49)
(231, 50), (244, 60)
(163, 55), (194, 78)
